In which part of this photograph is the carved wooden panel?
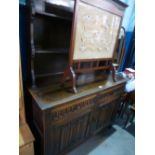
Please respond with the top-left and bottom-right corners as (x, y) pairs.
(44, 96), (96, 155)
(45, 113), (90, 155)
(73, 1), (121, 60)
(96, 102), (115, 129)
(46, 95), (95, 123)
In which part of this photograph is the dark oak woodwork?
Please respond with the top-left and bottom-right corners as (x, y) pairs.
(29, 0), (73, 88)
(28, 0), (127, 91)
(29, 74), (126, 155)
(26, 1), (128, 155)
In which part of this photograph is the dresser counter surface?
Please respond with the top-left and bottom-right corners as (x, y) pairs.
(28, 74), (126, 110)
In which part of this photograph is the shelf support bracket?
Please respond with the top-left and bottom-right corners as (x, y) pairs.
(61, 66), (77, 93)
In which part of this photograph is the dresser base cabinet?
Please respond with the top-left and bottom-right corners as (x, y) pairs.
(29, 76), (126, 155)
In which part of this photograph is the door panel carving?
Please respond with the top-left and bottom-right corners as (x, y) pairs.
(46, 113), (90, 155)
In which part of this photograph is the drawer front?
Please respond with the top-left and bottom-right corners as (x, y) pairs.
(96, 85), (124, 106)
(46, 95), (96, 125)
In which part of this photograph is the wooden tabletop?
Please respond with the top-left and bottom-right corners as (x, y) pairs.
(28, 74), (126, 110)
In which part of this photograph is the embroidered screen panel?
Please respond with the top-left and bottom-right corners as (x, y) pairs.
(73, 1), (121, 60)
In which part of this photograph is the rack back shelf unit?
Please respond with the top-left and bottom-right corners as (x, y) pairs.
(29, 0), (127, 91)
(29, 0), (74, 87)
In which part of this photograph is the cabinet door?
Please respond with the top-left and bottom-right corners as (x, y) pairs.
(111, 98), (122, 121)
(88, 87), (124, 135)
(89, 102), (115, 135)
(45, 113), (90, 155)
(96, 102), (115, 130)
(44, 96), (95, 155)
(48, 114), (89, 155)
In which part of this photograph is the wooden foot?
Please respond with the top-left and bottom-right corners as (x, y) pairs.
(61, 66), (77, 93)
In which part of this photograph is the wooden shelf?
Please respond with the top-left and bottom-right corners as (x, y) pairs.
(35, 49), (69, 54)
(34, 10), (72, 21)
(36, 72), (64, 78)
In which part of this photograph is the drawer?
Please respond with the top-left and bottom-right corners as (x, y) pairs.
(46, 95), (96, 125)
(96, 85), (124, 106)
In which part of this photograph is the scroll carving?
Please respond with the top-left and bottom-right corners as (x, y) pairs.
(49, 98), (94, 121)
